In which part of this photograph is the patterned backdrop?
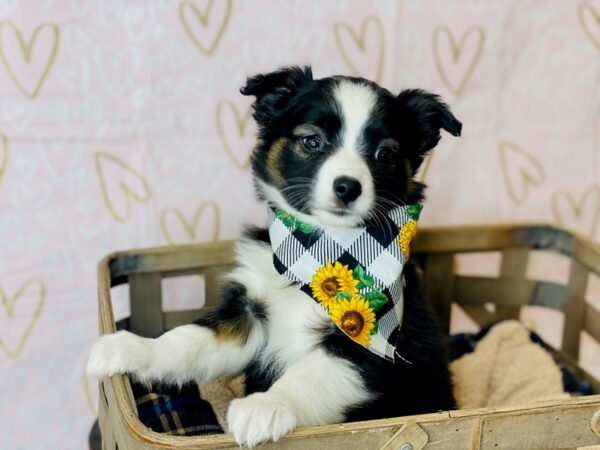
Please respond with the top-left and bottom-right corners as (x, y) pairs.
(0, 0), (599, 448)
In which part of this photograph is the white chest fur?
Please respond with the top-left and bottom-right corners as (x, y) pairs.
(225, 239), (331, 376)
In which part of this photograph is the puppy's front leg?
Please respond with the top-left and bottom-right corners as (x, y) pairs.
(87, 282), (266, 386)
(227, 348), (371, 447)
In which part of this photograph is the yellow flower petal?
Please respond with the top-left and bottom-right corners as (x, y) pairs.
(330, 295), (376, 347)
(399, 220), (418, 259)
(310, 261), (359, 310)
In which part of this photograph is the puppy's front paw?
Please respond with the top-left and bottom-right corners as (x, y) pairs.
(87, 331), (151, 379)
(227, 392), (296, 447)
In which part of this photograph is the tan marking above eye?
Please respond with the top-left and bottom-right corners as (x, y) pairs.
(293, 123), (325, 137)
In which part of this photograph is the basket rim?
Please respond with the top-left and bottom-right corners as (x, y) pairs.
(104, 374), (600, 448)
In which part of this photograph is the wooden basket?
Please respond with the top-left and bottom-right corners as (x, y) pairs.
(96, 225), (600, 450)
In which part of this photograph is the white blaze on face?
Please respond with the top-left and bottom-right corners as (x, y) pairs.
(312, 81), (377, 226)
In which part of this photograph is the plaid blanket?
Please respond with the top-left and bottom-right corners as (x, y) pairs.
(130, 381), (223, 436)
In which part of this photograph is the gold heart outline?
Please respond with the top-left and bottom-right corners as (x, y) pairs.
(94, 151), (151, 223)
(0, 133), (8, 184)
(433, 25), (485, 96)
(179, 0), (232, 55)
(334, 16), (385, 84)
(499, 141), (546, 205)
(578, 2), (600, 50)
(216, 99), (252, 170)
(0, 21), (60, 99)
(160, 202), (221, 245)
(0, 278), (46, 359)
(551, 186), (600, 237)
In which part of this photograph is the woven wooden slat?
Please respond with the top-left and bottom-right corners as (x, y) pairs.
(495, 248), (529, 320)
(454, 277), (567, 310)
(109, 241), (236, 281)
(129, 273), (163, 337)
(562, 259), (589, 359)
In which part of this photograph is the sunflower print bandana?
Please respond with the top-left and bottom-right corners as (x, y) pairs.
(267, 203), (422, 361)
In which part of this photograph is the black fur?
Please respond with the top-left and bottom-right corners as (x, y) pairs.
(242, 225), (270, 244)
(242, 66), (462, 214)
(241, 66), (314, 134)
(218, 66), (459, 423)
(240, 232), (456, 420)
(322, 261), (455, 419)
(395, 89), (462, 172)
(194, 282), (267, 344)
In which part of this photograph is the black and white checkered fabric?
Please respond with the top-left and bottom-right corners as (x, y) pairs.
(267, 204), (421, 361)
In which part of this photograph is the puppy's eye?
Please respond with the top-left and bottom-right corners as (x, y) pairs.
(301, 135), (323, 152)
(374, 146), (393, 164)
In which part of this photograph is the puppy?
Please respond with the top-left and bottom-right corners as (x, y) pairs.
(88, 66), (461, 447)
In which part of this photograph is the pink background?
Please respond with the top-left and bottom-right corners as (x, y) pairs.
(0, 0), (599, 448)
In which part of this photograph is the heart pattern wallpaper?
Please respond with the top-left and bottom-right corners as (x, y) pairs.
(0, 0), (598, 448)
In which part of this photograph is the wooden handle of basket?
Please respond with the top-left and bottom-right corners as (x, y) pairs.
(377, 422), (428, 450)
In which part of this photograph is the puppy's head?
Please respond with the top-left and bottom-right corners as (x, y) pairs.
(241, 66), (461, 227)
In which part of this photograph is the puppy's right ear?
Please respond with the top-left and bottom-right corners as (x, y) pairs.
(241, 66), (313, 127)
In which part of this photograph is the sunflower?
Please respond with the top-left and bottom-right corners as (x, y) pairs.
(310, 261), (359, 309)
(399, 220), (418, 259)
(330, 295), (376, 347)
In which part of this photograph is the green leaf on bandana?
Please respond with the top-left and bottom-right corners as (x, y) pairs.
(276, 210), (297, 230)
(406, 204), (423, 220)
(336, 291), (352, 301)
(370, 323), (378, 335)
(274, 209), (288, 220)
(365, 290), (388, 312)
(353, 265), (374, 289)
(297, 222), (316, 234)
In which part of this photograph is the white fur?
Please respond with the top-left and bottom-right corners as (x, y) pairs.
(226, 242), (370, 446)
(257, 81), (379, 228)
(312, 81), (377, 227)
(233, 240), (332, 376)
(333, 81), (378, 155)
(267, 348), (371, 425)
(257, 180), (325, 228)
(224, 238), (289, 296)
(227, 349), (370, 447)
(227, 392), (296, 447)
(88, 240), (369, 447)
(87, 323), (266, 387)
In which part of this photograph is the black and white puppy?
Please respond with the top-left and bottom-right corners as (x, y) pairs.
(88, 66), (461, 447)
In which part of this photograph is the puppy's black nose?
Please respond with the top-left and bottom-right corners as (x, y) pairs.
(333, 176), (362, 203)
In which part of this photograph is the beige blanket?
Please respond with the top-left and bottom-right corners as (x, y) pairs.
(450, 320), (568, 409)
(200, 320), (568, 428)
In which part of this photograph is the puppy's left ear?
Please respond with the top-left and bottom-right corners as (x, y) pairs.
(396, 89), (462, 155)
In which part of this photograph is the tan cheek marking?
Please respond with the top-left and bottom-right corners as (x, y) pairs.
(266, 138), (288, 184)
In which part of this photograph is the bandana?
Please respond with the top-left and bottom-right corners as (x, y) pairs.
(267, 203), (422, 361)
